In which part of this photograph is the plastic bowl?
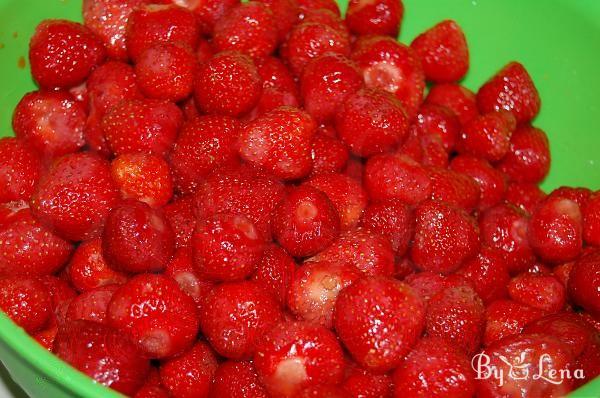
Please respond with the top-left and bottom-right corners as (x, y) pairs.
(0, 0), (599, 397)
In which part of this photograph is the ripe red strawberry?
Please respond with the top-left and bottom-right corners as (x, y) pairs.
(281, 22), (351, 76)
(401, 128), (450, 168)
(310, 133), (349, 177)
(528, 196), (583, 263)
(450, 155), (507, 210)
(107, 273), (199, 358)
(342, 362), (393, 398)
(31, 153), (119, 241)
(288, 260), (361, 328)
(456, 247), (510, 305)
(498, 125), (551, 183)
(253, 320), (345, 397)
(0, 277), (51, 333)
(476, 334), (574, 397)
(256, 56), (298, 94)
(29, 20), (106, 89)
(199, 280), (282, 359)
(334, 277), (424, 372)
(111, 152), (173, 208)
(194, 165), (285, 241)
(425, 83), (478, 126)
(351, 36), (425, 118)
(584, 192), (600, 246)
(163, 195), (196, 248)
(411, 200), (480, 274)
(458, 111), (516, 161)
(0, 138), (41, 202)
(477, 62), (541, 124)
(548, 186), (592, 208)
(505, 182), (547, 214)
(193, 213), (265, 281)
(346, 0), (403, 37)
(272, 185), (340, 257)
(134, 369), (170, 398)
(479, 203), (537, 274)
(159, 341), (218, 398)
(413, 104), (461, 151)
(239, 106), (316, 180)
(248, 87), (301, 119)
(66, 238), (128, 292)
(364, 153), (431, 204)
(404, 272), (470, 305)
(13, 90), (86, 158)
(304, 173), (368, 231)
(300, 53), (363, 124)
(134, 42), (197, 101)
(295, 385), (348, 397)
(251, 243), (296, 306)
(255, 0), (299, 42)
(508, 272), (566, 313)
(302, 8), (346, 34)
(65, 285), (119, 324)
(393, 336), (475, 398)
(309, 227), (395, 276)
(410, 20), (469, 83)
(103, 201), (174, 274)
(360, 200), (413, 257)
(213, 2), (278, 59)
(194, 51), (263, 117)
(40, 275), (77, 318)
(102, 99), (183, 157)
(297, 0), (340, 17)
(169, 116), (240, 195)
(483, 299), (544, 346)
(126, 4), (200, 61)
(569, 250), (600, 316)
(427, 167), (481, 211)
(336, 88), (409, 157)
(54, 320), (150, 395)
(552, 261), (574, 288)
(425, 284), (485, 354)
(211, 361), (269, 398)
(165, 247), (214, 309)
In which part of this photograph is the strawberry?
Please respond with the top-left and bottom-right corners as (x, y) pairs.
(255, 0), (299, 42)
(508, 272), (566, 314)
(427, 167), (481, 211)
(302, 8), (346, 34)
(351, 36), (425, 118)
(424, 83), (478, 126)
(199, 281), (282, 359)
(102, 99), (183, 157)
(505, 182), (547, 214)
(31, 153), (119, 241)
(334, 276), (425, 372)
(477, 61), (541, 124)
(410, 20), (469, 83)
(553, 261), (574, 288)
(483, 299), (544, 346)
(548, 186), (592, 208)
(413, 104), (461, 151)
(107, 273), (199, 358)
(393, 336), (475, 398)
(192, 213), (265, 281)
(583, 192), (600, 246)
(211, 361), (269, 398)
(500, 125), (551, 184)
(0, 138), (41, 202)
(159, 342), (217, 398)
(29, 20), (106, 89)
(103, 200), (174, 273)
(256, 56), (299, 94)
(411, 200), (480, 274)
(456, 247), (510, 305)
(164, 247), (214, 309)
(213, 2), (278, 59)
(54, 320), (150, 395)
(239, 106), (317, 180)
(360, 200), (413, 257)
(342, 362), (393, 398)
(253, 320), (345, 397)
(569, 250), (600, 316)
(134, 369), (170, 398)
(449, 155), (507, 210)
(457, 111), (516, 162)
(272, 185), (340, 257)
(194, 51), (263, 117)
(335, 88), (409, 157)
(248, 87), (301, 120)
(295, 385), (348, 397)
(178, 0), (240, 35)
(404, 272), (469, 305)
(13, 90), (86, 159)
(0, 277), (51, 333)
(251, 243), (297, 306)
(163, 195), (196, 248)
(310, 132), (350, 177)
(346, 0), (403, 37)
(126, 4), (200, 61)
(65, 285), (119, 324)
(297, 0), (340, 17)
(66, 238), (128, 292)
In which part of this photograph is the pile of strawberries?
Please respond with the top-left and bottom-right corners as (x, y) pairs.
(0, 0), (599, 396)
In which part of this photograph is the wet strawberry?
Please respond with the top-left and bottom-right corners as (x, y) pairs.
(508, 272), (566, 313)
(255, 0), (299, 41)
(504, 181), (546, 215)
(251, 243), (297, 306)
(65, 285), (119, 324)
(134, 369), (170, 398)
(0, 277), (51, 333)
(569, 250), (600, 316)
(449, 155), (507, 210)
(342, 362), (393, 398)
(497, 124), (551, 184)
(310, 133), (350, 177)
(360, 200), (413, 257)
(0, 138), (41, 202)
(424, 83), (478, 126)
(458, 111), (516, 162)
(346, 0), (403, 37)
(413, 104), (461, 151)
(163, 195), (196, 248)
(164, 247), (214, 309)
(211, 361), (269, 398)
(483, 299), (544, 346)
(159, 341), (217, 398)
(456, 247), (510, 305)
(427, 167), (481, 211)
(297, 0), (340, 17)
(583, 192), (600, 246)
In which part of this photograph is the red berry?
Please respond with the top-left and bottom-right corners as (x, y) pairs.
(255, 0), (299, 42)
(569, 250), (600, 316)
(360, 200), (413, 257)
(342, 363), (392, 398)
(239, 106), (317, 180)
(310, 133), (349, 177)
(413, 104), (461, 151)
(458, 111), (516, 161)
(505, 182), (547, 214)
(584, 192), (600, 246)
(508, 272), (566, 313)
(254, 321), (345, 397)
(456, 247), (510, 305)
(103, 99), (183, 157)
(477, 62), (541, 124)
(404, 271), (468, 305)
(213, 2), (278, 59)
(411, 200), (480, 274)
(31, 153), (119, 241)
(29, 20), (106, 89)
(450, 155), (507, 210)
(256, 56), (298, 94)
(193, 213), (265, 281)
(502, 127), (551, 184)
(302, 8), (346, 33)
(107, 273), (199, 358)
(425, 83), (478, 126)
(211, 361), (269, 398)
(0, 277), (51, 333)
(159, 341), (218, 398)
(199, 281), (282, 359)
(410, 20), (469, 83)
(164, 247), (214, 309)
(335, 88), (409, 157)
(251, 243), (297, 306)
(66, 238), (128, 292)
(346, 0), (403, 37)
(334, 276), (425, 372)
(163, 195), (196, 248)
(427, 167), (481, 211)
(180, 0), (240, 35)
(297, 0), (340, 17)
(548, 186), (592, 208)
(483, 299), (544, 346)
(134, 369), (170, 398)
(0, 138), (41, 202)
(249, 87), (301, 119)
(194, 51), (263, 117)
(54, 320), (150, 395)
(65, 284), (119, 324)
(13, 90), (86, 158)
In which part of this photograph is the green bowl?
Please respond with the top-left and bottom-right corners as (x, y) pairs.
(0, 0), (599, 397)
